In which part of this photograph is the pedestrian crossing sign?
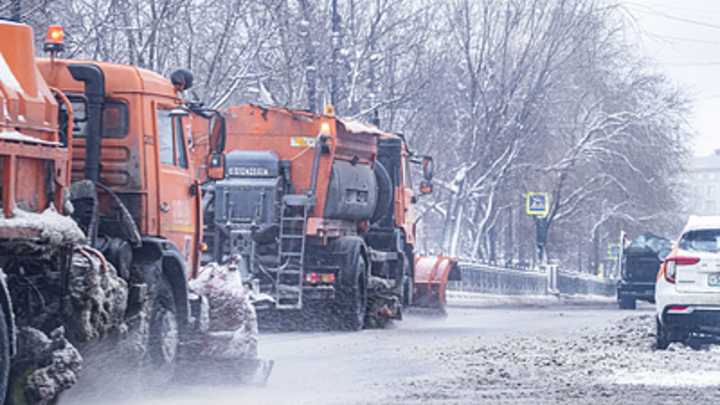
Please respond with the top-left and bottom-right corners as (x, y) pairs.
(608, 244), (621, 259)
(526, 193), (549, 215)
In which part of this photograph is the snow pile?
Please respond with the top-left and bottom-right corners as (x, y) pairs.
(0, 207), (85, 254)
(62, 247), (128, 343)
(400, 315), (720, 404)
(188, 262), (258, 359)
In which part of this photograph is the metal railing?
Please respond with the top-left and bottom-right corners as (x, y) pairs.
(449, 262), (615, 297)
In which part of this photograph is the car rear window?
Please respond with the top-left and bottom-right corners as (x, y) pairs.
(678, 229), (720, 253)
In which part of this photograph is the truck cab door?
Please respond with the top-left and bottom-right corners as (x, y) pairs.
(156, 105), (197, 271)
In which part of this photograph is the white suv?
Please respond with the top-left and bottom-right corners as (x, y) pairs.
(655, 215), (720, 349)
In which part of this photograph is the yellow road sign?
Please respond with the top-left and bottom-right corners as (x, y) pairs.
(526, 192), (549, 215)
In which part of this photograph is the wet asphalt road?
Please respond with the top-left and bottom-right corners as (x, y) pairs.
(59, 298), (641, 405)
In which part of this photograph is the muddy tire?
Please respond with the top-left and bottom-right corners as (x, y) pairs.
(656, 317), (669, 350)
(338, 255), (367, 331)
(0, 309), (11, 405)
(402, 256), (413, 308)
(144, 275), (179, 385)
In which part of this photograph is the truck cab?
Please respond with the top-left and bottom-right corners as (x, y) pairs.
(35, 56), (205, 372)
(37, 59), (200, 271)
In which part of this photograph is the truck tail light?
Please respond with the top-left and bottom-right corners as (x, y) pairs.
(664, 256), (700, 284)
(304, 273), (335, 284)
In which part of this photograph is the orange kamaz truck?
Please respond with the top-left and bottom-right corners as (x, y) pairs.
(194, 105), (460, 329)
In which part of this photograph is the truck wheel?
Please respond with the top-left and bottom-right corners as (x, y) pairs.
(339, 255), (367, 331)
(402, 257), (413, 307)
(145, 276), (179, 384)
(618, 295), (635, 310)
(0, 309), (10, 405)
(656, 317), (670, 350)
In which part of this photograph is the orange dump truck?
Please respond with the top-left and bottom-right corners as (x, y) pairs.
(1, 21), (269, 405)
(194, 105), (460, 329)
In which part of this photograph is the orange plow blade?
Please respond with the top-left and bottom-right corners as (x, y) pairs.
(412, 254), (461, 311)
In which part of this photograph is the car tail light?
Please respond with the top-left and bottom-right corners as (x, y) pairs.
(664, 256), (700, 283)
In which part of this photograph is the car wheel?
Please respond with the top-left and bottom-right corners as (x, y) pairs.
(656, 317), (670, 350)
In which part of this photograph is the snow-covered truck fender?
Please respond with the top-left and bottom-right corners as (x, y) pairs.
(413, 254), (461, 310)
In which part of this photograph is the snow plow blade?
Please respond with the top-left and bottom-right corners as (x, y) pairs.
(176, 335), (274, 386)
(412, 254), (461, 312)
(180, 262), (274, 386)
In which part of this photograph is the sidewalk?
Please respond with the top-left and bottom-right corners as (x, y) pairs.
(446, 290), (617, 308)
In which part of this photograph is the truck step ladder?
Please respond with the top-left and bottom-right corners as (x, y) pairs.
(275, 194), (312, 309)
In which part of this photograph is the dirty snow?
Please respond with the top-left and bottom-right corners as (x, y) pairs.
(188, 262), (258, 359)
(63, 247), (128, 343)
(0, 206), (85, 247)
(397, 314), (720, 404)
(17, 326), (82, 405)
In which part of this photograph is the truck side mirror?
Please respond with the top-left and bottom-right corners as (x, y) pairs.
(420, 180), (432, 194)
(423, 156), (433, 181)
(207, 153), (225, 180)
(209, 112), (226, 154)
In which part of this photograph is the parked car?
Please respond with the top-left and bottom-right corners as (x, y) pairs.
(655, 216), (720, 349)
(617, 232), (672, 310)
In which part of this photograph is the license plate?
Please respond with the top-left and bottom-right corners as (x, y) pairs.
(709, 273), (720, 286)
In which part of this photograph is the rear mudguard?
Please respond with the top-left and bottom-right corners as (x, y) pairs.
(412, 254), (461, 310)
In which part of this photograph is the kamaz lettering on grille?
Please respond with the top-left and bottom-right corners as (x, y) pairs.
(228, 167), (270, 176)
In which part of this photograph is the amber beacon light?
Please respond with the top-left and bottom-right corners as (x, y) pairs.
(43, 25), (65, 53)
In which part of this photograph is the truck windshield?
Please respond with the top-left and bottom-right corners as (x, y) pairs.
(678, 229), (720, 253)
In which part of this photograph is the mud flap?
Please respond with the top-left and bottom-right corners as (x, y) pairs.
(412, 254), (460, 312)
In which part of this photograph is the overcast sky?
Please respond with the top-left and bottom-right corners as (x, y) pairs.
(623, 1), (720, 156)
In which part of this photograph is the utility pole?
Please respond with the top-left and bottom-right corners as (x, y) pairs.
(506, 207), (513, 266)
(535, 216), (548, 267)
(330, 0), (339, 112)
